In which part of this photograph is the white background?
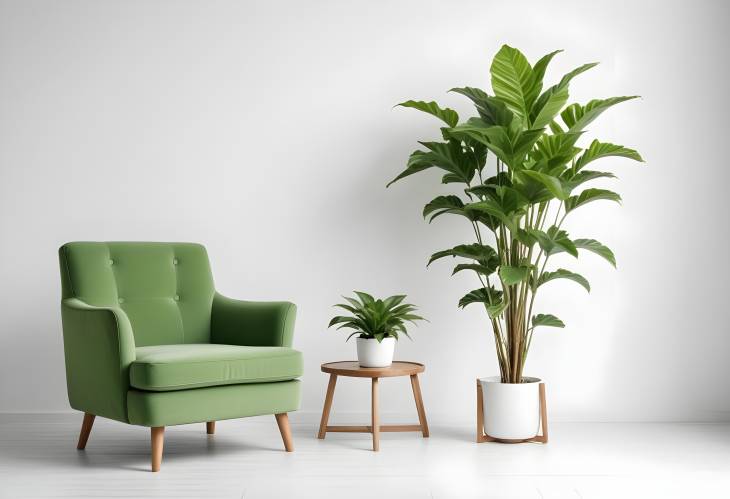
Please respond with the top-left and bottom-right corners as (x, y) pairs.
(1, 0), (728, 423)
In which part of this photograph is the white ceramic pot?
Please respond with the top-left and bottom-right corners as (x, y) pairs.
(479, 376), (541, 440)
(356, 337), (395, 367)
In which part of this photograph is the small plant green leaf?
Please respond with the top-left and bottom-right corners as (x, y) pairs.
(329, 292), (425, 342)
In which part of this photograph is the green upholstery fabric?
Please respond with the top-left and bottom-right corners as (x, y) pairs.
(58, 241), (301, 427)
(128, 380), (301, 427)
(211, 294), (297, 347)
(60, 242), (215, 347)
(130, 344), (303, 391)
(60, 298), (136, 423)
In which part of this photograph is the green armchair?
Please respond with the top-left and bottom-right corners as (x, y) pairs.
(59, 242), (302, 471)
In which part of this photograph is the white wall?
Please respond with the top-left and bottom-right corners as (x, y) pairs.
(1, 0), (728, 422)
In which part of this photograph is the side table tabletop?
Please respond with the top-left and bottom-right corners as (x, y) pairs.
(317, 361), (429, 451)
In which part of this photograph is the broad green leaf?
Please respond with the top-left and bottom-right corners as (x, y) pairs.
(549, 120), (564, 134)
(465, 200), (520, 232)
(530, 62), (598, 128)
(423, 195), (466, 222)
(458, 287), (503, 308)
(499, 265), (531, 285)
(565, 188), (621, 213)
(428, 243), (499, 267)
(561, 96), (639, 132)
(538, 269), (590, 292)
(563, 170), (616, 190)
(449, 86), (489, 105)
(531, 50), (562, 89)
(556, 62), (599, 88)
(486, 300), (509, 318)
(387, 150), (437, 187)
(520, 170), (570, 200)
(530, 226), (578, 257)
(575, 139), (644, 169)
(388, 139), (478, 188)
(515, 228), (538, 248)
(531, 84), (569, 129)
(490, 45), (537, 123)
(532, 313), (565, 328)
(465, 186), (528, 232)
(449, 88), (514, 127)
(452, 263), (498, 277)
(573, 238), (616, 267)
(532, 131), (583, 168)
(397, 100), (459, 127)
(418, 141), (473, 183)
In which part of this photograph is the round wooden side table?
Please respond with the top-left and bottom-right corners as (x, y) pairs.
(317, 361), (429, 451)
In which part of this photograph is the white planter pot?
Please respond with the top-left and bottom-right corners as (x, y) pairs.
(356, 337), (395, 367)
(479, 376), (541, 440)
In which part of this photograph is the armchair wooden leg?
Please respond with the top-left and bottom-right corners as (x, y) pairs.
(151, 427), (165, 472)
(275, 413), (294, 452)
(206, 421), (215, 435)
(76, 413), (95, 450)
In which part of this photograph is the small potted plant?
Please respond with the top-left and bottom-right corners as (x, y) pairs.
(328, 292), (425, 367)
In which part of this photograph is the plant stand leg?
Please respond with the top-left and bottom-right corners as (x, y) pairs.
(317, 374), (338, 439)
(410, 374), (429, 437)
(371, 377), (380, 451)
(76, 413), (95, 450)
(535, 383), (549, 443)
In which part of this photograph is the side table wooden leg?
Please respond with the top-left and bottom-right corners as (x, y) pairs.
(371, 377), (380, 451)
(317, 374), (338, 439)
(410, 374), (429, 437)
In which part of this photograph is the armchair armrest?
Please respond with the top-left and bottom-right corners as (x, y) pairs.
(60, 298), (136, 423)
(211, 293), (297, 347)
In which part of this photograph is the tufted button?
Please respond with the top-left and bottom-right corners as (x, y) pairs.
(173, 295), (180, 301)
(172, 258), (178, 265)
(118, 297), (125, 304)
(109, 259), (114, 265)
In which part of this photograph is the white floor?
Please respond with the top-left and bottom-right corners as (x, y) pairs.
(0, 414), (728, 499)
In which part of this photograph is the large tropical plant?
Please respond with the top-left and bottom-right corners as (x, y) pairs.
(388, 45), (643, 383)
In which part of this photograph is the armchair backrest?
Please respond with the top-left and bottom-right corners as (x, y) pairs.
(59, 242), (215, 346)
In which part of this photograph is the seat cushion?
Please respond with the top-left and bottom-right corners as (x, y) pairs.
(130, 344), (303, 392)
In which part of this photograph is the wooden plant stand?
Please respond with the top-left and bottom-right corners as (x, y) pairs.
(476, 379), (549, 444)
(317, 361), (429, 451)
